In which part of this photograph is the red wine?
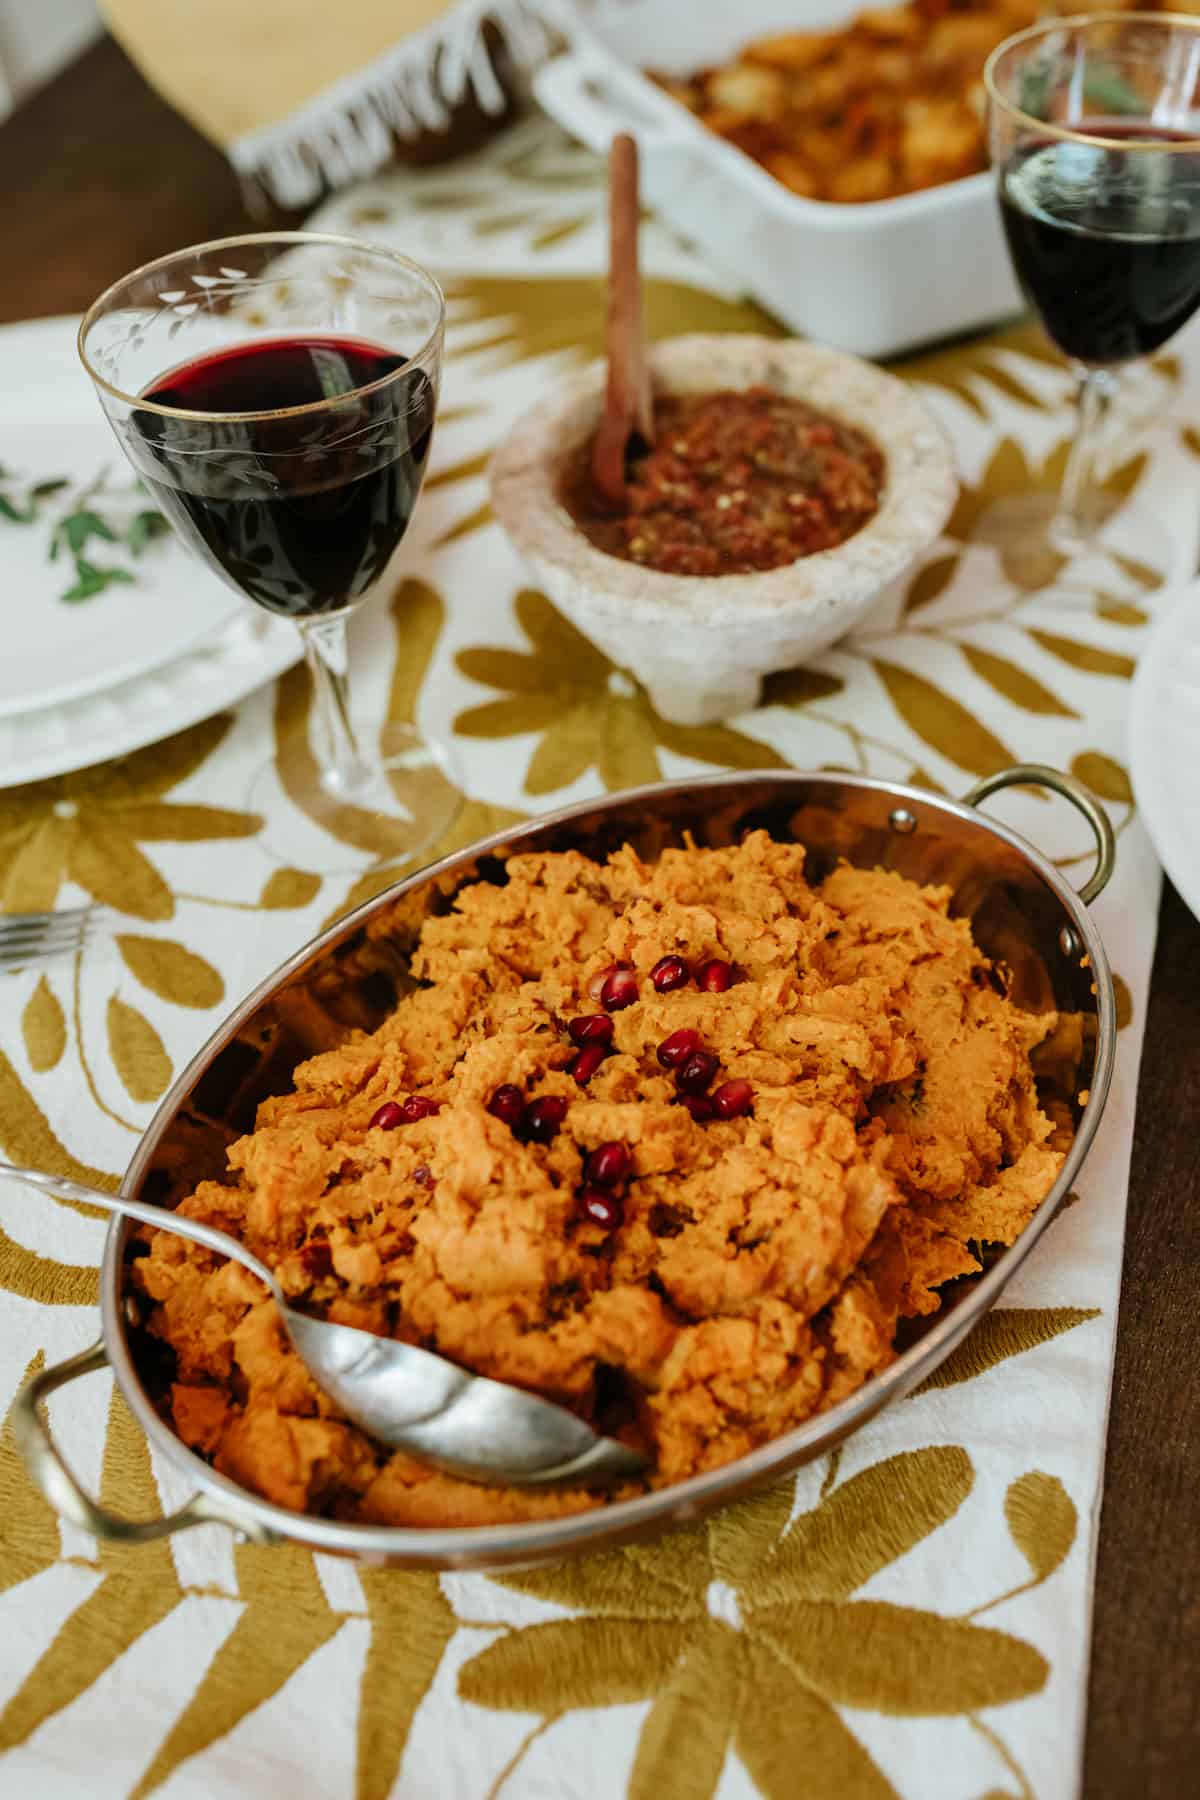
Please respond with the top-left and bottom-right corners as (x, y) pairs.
(1000, 123), (1200, 365)
(130, 336), (435, 617)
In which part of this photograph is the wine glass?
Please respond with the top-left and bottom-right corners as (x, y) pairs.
(985, 13), (1200, 555)
(78, 232), (460, 868)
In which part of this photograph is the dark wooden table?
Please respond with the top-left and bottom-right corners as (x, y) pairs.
(1, 33), (1196, 1799)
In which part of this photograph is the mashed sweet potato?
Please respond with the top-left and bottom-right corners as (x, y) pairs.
(131, 833), (1066, 1527)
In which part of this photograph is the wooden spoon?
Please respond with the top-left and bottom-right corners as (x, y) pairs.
(591, 133), (654, 508)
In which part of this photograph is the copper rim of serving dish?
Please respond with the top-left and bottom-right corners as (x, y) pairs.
(16, 765), (1117, 1570)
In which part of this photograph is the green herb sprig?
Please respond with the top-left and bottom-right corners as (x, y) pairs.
(0, 462), (170, 602)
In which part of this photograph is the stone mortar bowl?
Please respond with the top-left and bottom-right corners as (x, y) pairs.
(490, 334), (957, 725)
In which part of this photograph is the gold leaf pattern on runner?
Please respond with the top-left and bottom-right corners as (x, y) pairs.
(1028, 631), (1136, 680)
(1114, 973), (1133, 1030)
(459, 1616), (692, 1712)
(941, 436), (1156, 591)
(961, 646), (1079, 718)
(531, 213), (592, 250)
(1004, 1473), (1078, 1585)
(760, 666), (846, 708)
(117, 935), (225, 1010)
(1043, 442), (1147, 510)
(68, 822), (175, 921)
(0, 1354), (60, 1596)
(432, 500), (495, 547)
(1094, 596), (1150, 626)
(456, 590), (785, 794)
(424, 449), (491, 492)
(446, 274), (781, 371)
(0, 1226), (99, 1307)
(1109, 550), (1161, 590)
(627, 1626), (738, 1800)
(1070, 751), (1133, 806)
(706, 1477), (797, 1590)
(736, 1637), (899, 1800)
(356, 1569), (458, 1800)
(872, 659), (1016, 778)
(756, 1600), (1048, 1714)
(910, 1308), (1100, 1395)
(904, 555), (960, 615)
(130, 1544), (341, 1800)
(464, 1444), (1056, 1792)
(0, 1050), (115, 1198)
(320, 798), (529, 931)
(259, 867), (323, 909)
(741, 1447), (973, 1609)
(0, 1386), (182, 1756)
(0, 715), (258, 921)
(498, 1536), (707, 1621)
(907, 765), (949, 794)
(21, 975), (66, 1072)
(899, 316), (1066, 416)
(107, 997), (172, 1104)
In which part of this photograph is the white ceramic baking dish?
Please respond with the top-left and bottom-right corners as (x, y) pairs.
(533, 0), (1023, 357)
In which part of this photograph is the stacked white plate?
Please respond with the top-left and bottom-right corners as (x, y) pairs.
(0, 317), (300, 788)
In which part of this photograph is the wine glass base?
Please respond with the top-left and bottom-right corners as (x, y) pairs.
(253, 719), (463, 877)
(971, 490), (1174, 586)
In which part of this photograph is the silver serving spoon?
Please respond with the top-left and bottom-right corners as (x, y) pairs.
(3, 1162), (646, 1490)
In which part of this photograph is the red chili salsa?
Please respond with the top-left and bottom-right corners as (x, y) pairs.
(563, 386), (885, 578)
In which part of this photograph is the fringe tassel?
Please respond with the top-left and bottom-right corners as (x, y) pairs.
(229, 0), (560, 208)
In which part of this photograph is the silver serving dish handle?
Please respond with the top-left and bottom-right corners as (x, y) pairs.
(961, 762), (1115, 904)
(12, 763), (1116, 1560)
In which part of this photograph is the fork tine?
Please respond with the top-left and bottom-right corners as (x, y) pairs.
(0, 916), (93, 949)
(0, 905), (102, 967)
(0, 904), (92, 930)
(0, 906), (93, 924)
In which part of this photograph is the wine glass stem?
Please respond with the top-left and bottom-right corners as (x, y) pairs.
(299, 613), (373, 800)
(1054, 365), (1117, 550)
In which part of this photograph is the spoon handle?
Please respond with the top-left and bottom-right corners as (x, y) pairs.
(591, 132), (653, 506)
(608, 132), (653, 444)
(0, 1161), (279, 1297)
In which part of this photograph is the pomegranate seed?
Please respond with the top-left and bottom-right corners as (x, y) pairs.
(657, 1027), (702, 1070)
(676, 1050), (720, 1094)
(588, 964), (617, 1000)
(576, 1188), (624, 1231)
(369, 1101), (405, 1130)
(568, 1013), (615, 1048)
(585, 1141), (630, 1187)
(650, 954), (689, 993)
(600, 967), (639, 1012)
(711, 1078), (754, 1120)
(677, 1093), (715, 1122)
(487, 1084), (526, 1129)
(400, 1095), (440, 1122)
(413, 1165), (433, 1186)
(524, 1094), (568, 1143)
(696, 959), (734, 993)
(570, 1043), (608, 1085)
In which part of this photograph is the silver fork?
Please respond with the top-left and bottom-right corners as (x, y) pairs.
(0, 906), (112, 971)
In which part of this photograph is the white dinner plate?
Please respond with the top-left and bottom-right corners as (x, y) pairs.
(0, 315), (243, 719)
(0, 612), (300, 789)
(1128, 579), (1200, 924)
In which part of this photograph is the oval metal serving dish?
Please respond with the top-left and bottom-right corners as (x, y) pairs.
(17, 767), (1116, 1571)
